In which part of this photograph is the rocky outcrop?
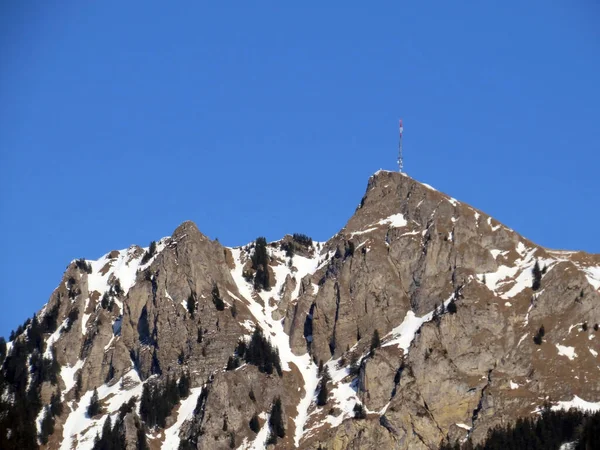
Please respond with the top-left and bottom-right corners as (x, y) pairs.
(3, 170), (599, 450)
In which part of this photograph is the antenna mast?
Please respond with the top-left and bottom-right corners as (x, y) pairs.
(398, 119), (404, 172)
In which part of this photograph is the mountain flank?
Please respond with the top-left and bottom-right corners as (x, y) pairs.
(1, 170), (599, 449)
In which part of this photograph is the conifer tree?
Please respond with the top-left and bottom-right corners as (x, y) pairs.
(317, 366), (331, 406)
(268, 397), (285, 442)
(249, 412), (260, 433)
(87, 388), (101, 417)
(186, 293), (196, 317)
(370, 329), (381, 354)
(532, 260), (542, 291)
(212, 284), (225, 311)
(447, 299), (457, 314)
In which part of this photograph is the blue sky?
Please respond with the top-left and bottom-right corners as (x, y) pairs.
(1, 2), (599, 338)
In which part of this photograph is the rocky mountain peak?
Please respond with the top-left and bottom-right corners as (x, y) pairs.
(1, 170), (598, 450)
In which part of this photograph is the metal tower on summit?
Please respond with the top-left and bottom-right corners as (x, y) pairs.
(398, 119), (404, 172)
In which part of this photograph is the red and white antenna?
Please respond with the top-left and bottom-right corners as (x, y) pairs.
(398, 119), (404, 172)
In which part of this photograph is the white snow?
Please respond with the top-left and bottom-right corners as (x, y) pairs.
(551, 395), (600, 413)
(518, 333), (529, 347)
(556, 344), (578, 360)
(582, 266), (600, 290)
(422, 183), (437, 191)
(377, 213), (408, 228)
(86, 239), (168, 311)
(60, 359), (85, 394)
(60, 370), (143, 450)
(455, 423), (472, 430)
(504, 302), (512, 307)
(383, 296), (453, 353)
(509, 381), (519, 390)
(81, 313), (90, 336)
(589, 348), (598, 357)
(241, 412), (270, 450)
(163, 387), (203, 449)
(481, 247), (554, 300)
(559, 443), (576, 450)
(228, 246), (320, 446)
(44, 319), (67, 358)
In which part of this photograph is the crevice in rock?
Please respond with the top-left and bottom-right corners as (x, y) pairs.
(380, 414), (399, 436)
(470, 367), (493, 432)
(303, 302), (316, 352)
(328, 282), (341, 356)
(390, 361), (405, 399)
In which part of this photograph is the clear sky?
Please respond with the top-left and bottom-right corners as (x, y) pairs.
(1, 2), (599, 338)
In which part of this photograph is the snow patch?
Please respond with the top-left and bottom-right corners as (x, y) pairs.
(383, 296), (453, 353)
(556, 344), (578, 360)
(163, 387), (203, 449)
(589, 348), (598, 357)
(60, 370), (143, 450)
(61, 359), (85, 394)
(582, 266), (600, 290)
(551, 395), (600, 413)
(510, 381), (519, 390)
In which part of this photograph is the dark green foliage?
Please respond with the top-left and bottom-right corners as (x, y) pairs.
(178, 372), (191, 398)
(345, 241), (355, 258)
(178, 350), (185, 365)
(533, 325), (545, 345)
(38, 407), (55, 445)
(151, 348), (161, 375)
(88, 387), (101, 417)
(252, 237), (270, 291)
(595, 323), (599, 332)
(582, 322), (588, 332)
(137, 425), (150, 450)
(212, 284), (225, 311)
(370, 329), (381, 353)
(230, 302), (237, 318)
(292, 233), (313, 247)
(226, 355), (241, 371)
(118, 396), (138, 420)
(141, 241), (157, 265)
(103, 359), (115, 382)
(249, 413), (260, 433)
(112, 278), (123, 296)
(26, 315), (44, 353)
(348, 353), (361, 377)
(140, 377), (182, 429)
(448, 299), (458, 314)
(41, 303), (60, 335)
(235, 340), (247, 358)
(63, 308), (79, 333)
(249, 388), (256, 402)
(75, 258), (92, 274)
(75, 371), (83, 400)
(228, 432), (235, 448)
(353, 402), (366, 419)
(532, 260), (542, 291)
(0, 336), (6, 364)
(268, 397), (285, 443)
(243, 327), (282, 376)
(464, 408), (600, 450)
(197, 327), (203, 343)
(186, 292), (196, 317)
(50, 390), (63, 416)
(92, 413), (127, 450)
(317, 366), (331, 406)
(281, 240), (295, 258)
(101, 292), (115, 311)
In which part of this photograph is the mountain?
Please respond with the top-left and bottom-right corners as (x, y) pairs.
(1, 170), (599, 450)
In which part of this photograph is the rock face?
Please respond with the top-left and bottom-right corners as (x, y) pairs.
(1, 170), (599, 450)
